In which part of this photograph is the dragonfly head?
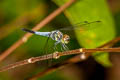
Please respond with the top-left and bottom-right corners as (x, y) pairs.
(62, 34), (70, 44)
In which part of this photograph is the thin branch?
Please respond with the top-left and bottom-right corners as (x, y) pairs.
(0, 36), (119, 79)
(0, 0), (76, 62)
(0, 47), (120, 72)
(0, 36), (119, 71)
(29, 37), (120, 80)
(100, 37), (120, 48)
(29, 62), (73, 80)
(29, 54), (92, 80)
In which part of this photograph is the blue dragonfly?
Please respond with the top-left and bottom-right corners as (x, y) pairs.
(22, 21), (101, 51)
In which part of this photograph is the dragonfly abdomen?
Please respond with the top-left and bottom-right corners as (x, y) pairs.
(35, 32), (51, 37)
(22, 28), (51, 37)
(22, 28), (35, 33)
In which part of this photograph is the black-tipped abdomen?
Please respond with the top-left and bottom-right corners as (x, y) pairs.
(21, 28), (35, 33)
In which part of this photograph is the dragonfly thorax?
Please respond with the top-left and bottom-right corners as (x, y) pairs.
(50, 30), (63, 42)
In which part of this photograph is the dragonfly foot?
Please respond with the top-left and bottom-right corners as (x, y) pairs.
(61, 43), (69, 51)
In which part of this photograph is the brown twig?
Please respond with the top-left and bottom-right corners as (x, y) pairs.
(100, 37), (120, 48)
(29, 37), (120, 80)
(0, 37), (119, 79)
(0, 47), (120, 72)
(0, 37), (120, 71)
(0, 0), (76, 62)
(29, 62), (72, 80)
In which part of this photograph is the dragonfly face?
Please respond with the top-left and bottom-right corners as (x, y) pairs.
(61, 34), (70, 44)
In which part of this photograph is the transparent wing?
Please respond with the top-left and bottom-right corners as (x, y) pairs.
(58, 21), (101, 31)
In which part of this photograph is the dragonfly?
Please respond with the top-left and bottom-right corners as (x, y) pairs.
(22, 20), (101, 51)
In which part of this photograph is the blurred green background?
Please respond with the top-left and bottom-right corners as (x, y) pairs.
(0, 0), (120, 80)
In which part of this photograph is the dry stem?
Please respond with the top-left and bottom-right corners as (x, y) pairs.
(0, 47), (120, 72)
(29, 37), (120, 80)
(0, 37), (120, 79)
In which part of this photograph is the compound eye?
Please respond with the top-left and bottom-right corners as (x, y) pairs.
(67, 36), (70, 41)
(65, 37), (69, 42)
(64, 35), (70, 44)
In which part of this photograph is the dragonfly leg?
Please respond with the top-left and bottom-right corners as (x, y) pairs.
(64, 44), (69, 50)
(61, 45), (64, 51)
(54, 41), (60, 51)
(61, 43), (69, 51)
(61, 43), (65, 51)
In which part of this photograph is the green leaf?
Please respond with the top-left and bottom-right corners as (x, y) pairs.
(53, 0), (116, 67)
